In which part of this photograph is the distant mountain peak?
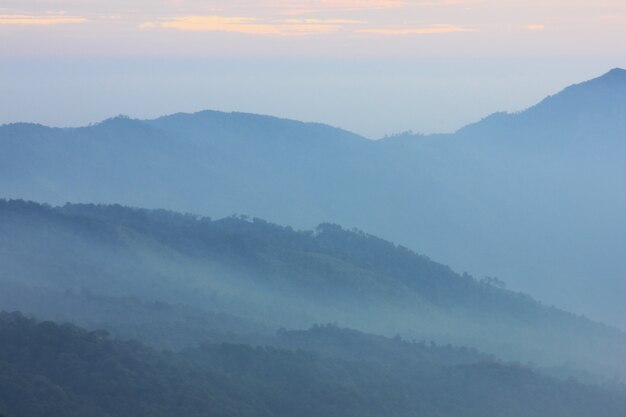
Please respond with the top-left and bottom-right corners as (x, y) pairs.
(578, 67), (626, 87)
(453, 68), (626, 140)
(604, 67), (626, 77)
(535, 67), (626, 106)
(95, 114), (141, 126)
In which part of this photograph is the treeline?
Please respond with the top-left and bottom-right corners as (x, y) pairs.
(1, 312), (625, 417)
(9, 199), (576, 315)
(2, 198), (626, 378)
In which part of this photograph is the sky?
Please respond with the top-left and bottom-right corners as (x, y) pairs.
(1, 0), (626, 137)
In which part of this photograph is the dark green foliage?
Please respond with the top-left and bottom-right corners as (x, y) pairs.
(1, 199), (626, 378)
(0, 199), (579, 324)
(0, 313), (625, 417)
(0, 281), (271, 350)
(273, 324), (493, 368)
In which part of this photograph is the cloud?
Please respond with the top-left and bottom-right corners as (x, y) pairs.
(524, 24), (545, 31)
(598, 14), (626, 22)
(282, 18), (366, 24)
(141, 15), (478, 37)
(155, 16), (281, 34)
(357, 24), (477, 35)
(0, 14), (86, 25)
(276, 0), (407, 15)
(141, 15), (358, 36)
(277, 0), (472, 14)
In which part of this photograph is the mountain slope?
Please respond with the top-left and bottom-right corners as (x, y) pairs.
(1, 199), (626, 380)
(1, 69), (626, 329)
(456, 67), (626, 147)
(1, 313), (625, 417)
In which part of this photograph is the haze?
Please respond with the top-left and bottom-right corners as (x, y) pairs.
(1, 0), (625, 137)
(2, 2), (626, 416)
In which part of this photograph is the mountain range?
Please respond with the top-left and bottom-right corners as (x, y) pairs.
(2, 311), (625, 417)
(1, 68), (625, 331)
(1, 199), (625, 381)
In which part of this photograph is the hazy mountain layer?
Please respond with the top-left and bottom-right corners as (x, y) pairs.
(1, 69), (626, 330)
(1, 199), (625, 380)
(1, 312), (625, 417)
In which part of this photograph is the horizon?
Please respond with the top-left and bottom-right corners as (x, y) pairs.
(2, 1), (626, 137)
(1, 65), (624, 138)
(3, 2), (626, 412)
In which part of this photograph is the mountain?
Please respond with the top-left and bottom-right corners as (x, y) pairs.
(2, 312), (625, 417)
(457, 67), (626, 144)
(1, 199), (626, 381)
(1, 69), (626, 329)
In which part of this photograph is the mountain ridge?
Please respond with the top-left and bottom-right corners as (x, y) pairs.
(452, 68), (626, 141)
(2, 67), (624, 142)
(2, 198), (626, 381)
(2, 69), (626, 330)
(1, 312), (624, 417)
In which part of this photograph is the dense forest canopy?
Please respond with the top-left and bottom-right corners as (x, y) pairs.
(1, 199), (626, 382)
(0, 312), (625, 417)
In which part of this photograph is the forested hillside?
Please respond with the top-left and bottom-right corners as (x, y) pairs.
(2, 70), (626, 328)
(1, 313), (625, 417)
(1, 199), (625, 380)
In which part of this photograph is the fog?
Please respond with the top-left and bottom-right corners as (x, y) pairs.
(1, 67), (626, 417)
(2, 71), (626, 330)
(1, 200), (625, 384)
(0, 57), (618, 138)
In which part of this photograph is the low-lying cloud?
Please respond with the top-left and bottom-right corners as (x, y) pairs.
(357, 24), (477, 35)
(0, 14), (86, 25)
(140, 15), (364, 36)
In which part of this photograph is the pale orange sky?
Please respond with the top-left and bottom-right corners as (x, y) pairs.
(1, 0), (626, 58)
(1, 1), (625, 136)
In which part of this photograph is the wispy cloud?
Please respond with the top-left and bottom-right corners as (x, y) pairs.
(0, 14), (86, 25)
(140, 15), (362, 36)
(524, 24), (545, 31)
(598, 14), (626, 22)
(283, 18), (366, 24)
(275, 0), (407, 15)
(141, 15), (479, 37)
(357, 24), (477, 35)
(149, 16), (280, 34)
